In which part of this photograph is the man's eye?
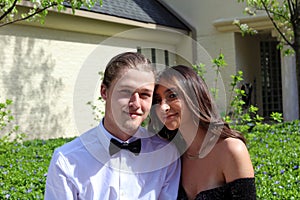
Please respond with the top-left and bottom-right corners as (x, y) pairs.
(120, 90), (132, 96)
(140, 93), (152, 99)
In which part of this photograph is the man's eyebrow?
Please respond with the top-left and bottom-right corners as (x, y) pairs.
(118, 85), (153, 92)
(140, 88), (154, 92)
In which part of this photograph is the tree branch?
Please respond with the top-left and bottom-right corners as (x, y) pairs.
(0, 0), (18, 21)
(261, 0), (294, 48)
(287, 0), (296, 15)
(250, 6), (288, 21)
(296, 0), (299, 13)
(268, 10), (290, 21)
(0, 3), (58, 28)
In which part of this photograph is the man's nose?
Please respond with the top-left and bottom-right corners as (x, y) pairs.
(129, 92), (141, 108)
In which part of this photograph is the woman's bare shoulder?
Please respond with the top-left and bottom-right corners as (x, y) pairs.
(218, 137), (254, 182)
(222, 137), (248, 153)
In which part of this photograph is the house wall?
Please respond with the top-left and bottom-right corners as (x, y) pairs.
(161, 0), (248, 113)
(234, 33), (262, 113)
(0, 12), (192, 139)
(162, 0), (298, 120)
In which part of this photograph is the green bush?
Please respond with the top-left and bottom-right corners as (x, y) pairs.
(0, 137), (74, 199)
(0, 121), (299, 199)
(243, 120), (300, 199)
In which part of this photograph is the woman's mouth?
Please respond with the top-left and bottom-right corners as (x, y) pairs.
(163, 113), (178, 121)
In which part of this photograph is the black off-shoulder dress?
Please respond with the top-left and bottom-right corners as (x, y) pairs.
(177, 177), (256, 200)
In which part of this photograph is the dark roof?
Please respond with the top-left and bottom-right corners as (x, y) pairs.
(65, 0), (189, 31)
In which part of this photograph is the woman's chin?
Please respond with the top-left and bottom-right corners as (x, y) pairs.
(165, 123), (179, 131)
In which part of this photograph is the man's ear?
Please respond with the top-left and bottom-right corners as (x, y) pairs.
(100, 84), (108, 100)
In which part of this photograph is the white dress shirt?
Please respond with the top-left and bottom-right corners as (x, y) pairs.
(44, 120), (181, 200)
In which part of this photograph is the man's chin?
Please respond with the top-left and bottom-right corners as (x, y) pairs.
(122, 120), (143, 133)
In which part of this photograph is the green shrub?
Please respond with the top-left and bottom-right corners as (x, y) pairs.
(0, 137), (74, 199)
(243, 120), (300, 199)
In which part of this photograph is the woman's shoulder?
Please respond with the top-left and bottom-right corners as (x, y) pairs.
(215, 137), (248, 158)
(217, 137), (254, 182)
(222, 137), (247, 151)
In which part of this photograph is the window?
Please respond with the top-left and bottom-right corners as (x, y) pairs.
(260, 41), (283, 118)
(137, 47), (173, 70)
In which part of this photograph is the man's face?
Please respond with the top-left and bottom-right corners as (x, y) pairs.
(101, 69), (155, 137)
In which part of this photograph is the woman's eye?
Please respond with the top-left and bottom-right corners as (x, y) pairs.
(168, 92), (178, 99)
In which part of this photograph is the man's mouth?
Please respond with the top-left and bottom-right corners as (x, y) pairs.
(129, 112), (143, 118)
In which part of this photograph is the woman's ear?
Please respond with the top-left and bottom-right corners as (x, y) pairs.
(100, 84), (107, 100)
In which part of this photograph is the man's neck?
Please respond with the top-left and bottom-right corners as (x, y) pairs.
(102, 119), (138, 141)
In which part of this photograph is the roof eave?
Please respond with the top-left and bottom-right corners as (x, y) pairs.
(17, 1), (189, 35)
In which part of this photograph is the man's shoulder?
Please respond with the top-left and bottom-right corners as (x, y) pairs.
(53, 136), (82, 156)
(53, 127), (98, 156)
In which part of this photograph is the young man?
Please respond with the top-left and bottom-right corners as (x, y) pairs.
(44, 52), (181, 199)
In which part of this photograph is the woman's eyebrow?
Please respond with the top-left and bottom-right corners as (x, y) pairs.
(164, 88), (176, 95)
(153, 87), (176, 96)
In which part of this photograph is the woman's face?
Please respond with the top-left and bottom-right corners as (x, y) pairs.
(153, 79), (190, 131)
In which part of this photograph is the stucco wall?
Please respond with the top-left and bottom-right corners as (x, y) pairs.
(0, 24), (104, 139)
(161, 0), (249, 113)
(234, 33), (262, 111)
(161, 0), (297, 120)
(161, 0), (246, 35)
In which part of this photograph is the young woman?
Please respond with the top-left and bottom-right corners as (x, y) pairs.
(149, 65), (256, 199)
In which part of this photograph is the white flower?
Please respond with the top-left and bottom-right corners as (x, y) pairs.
(233, 19), (240, 25)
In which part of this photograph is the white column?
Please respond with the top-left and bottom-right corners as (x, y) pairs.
(281, 52), (299, 121)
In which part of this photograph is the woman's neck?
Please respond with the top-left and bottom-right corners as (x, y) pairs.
(179, 123), (205, 155)
(180, 122), (220, 159)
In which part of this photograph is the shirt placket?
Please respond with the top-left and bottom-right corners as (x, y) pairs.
(119, 150), (128, 200)
(119, 151), (131, 200)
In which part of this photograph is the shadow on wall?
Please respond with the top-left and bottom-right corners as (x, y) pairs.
(1, 36), (67, 140)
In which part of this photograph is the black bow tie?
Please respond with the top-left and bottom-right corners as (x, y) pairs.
(109, 138), (141, 156)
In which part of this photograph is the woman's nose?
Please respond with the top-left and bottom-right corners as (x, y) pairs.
(161, 101), (170, 112)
